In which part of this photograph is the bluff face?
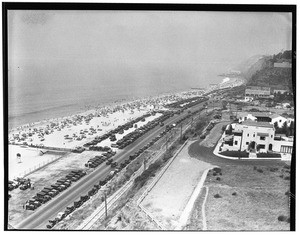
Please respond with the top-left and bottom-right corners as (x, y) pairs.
(237, 50), (292, 92)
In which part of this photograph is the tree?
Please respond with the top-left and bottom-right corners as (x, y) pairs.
(282, 121), (288, 136)
(222, 100), (228, 110)
(289, 121), (294, 136)
(274, 122), (279, 131)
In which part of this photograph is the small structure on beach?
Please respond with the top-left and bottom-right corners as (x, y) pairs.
(16, 153), (21, 163)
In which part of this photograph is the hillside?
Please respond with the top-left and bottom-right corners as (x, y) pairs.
(246, 50), (293, 91)
(235, 55), (271, 80)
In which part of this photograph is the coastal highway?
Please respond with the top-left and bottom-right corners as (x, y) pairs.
(15, 101), (207, 229)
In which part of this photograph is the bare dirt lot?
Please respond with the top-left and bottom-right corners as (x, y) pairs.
(140, 140), (213, 229)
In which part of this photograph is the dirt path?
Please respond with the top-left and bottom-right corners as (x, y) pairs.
(141, 141), (213, 229)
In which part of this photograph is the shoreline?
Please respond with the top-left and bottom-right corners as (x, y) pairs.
(9, 76), (244, 133)
(8, 76), (245, 137)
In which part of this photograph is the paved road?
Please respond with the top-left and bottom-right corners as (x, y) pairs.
(15, 102), (206, 229)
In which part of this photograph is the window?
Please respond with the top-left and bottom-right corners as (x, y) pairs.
(247, 133), (249, 137)
(253, 134), (255, 137)
(235, 141), (238, 145)
(260, 136), (266, 140)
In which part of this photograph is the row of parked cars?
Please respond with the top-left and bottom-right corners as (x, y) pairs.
(46, 172), (115, 229)
(82, 113), (153, 149)
(25, 170), (86, 211)
(8, 178), (32, 192)
(112, 111), (174, 149)
(166, 96), (208, 109)
(45, 105), (209, 229)
(85, 150), (116, 168)
(45, 114), (185, 229)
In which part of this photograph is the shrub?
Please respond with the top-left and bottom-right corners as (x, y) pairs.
(285, 191), (290, 196)
(284, 165), (290, 170)
(284, 176), (290, 180)
(286, 217), (290, 223)
(232, 192), (237, 196)
(257, 169), (263, 173)
(269, 167), (279, 172)
(216, 177), (221, 181)
(253, 166), (257, 170)
(279, 175), (284, 178)
(219, 173), (222, 176)
(257, 152), (281, 158)
(213, 172), (217, 176)
(213, 167), (222, 173)
(278, 215), (288, 222)
(220, 150), (249, 158)
(214, 194), (222, 198)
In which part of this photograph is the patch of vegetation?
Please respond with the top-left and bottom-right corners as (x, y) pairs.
(257, 152), (281, 158)
(133, 159), (163, 189)
(278, 215), (288, 222)
(214, 194), (222, 198)
(220, 150), (249, 158)
(232, 192), (237, 196)
(283, 165), (290, 170)
(213, 167), (222, 173)
(216, 177), (221, 181)
(269, 167), (279, 172)
(257, 169), (264, 173)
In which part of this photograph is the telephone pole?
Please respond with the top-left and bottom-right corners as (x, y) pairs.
(180, 123), (183, 140)
(104, 191), (107, 219)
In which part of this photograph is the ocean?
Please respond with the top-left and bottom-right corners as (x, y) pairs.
(8, 61), (233, 129)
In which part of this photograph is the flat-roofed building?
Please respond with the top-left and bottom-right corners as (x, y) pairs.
(235, 121), (275, 152)
(245, 86), (271, 98)
(274, 62), (292, 68)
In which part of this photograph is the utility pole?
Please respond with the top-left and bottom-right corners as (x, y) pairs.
(166, 134), (169, 151)
(143, 156), (147, 171)
(104, 191), (107, 219)
(180, 123), (183, 140)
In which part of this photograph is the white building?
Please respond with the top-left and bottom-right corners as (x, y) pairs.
(274, 62), (292, 68)
(244, 96), (254, 102)
(221, 121), (275, 153)
(270, 114), (288, 128)
(221, 120), (293, 155)
(245, 86), (271, 98)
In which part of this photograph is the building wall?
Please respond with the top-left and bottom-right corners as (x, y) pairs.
(271, 116), (287, 128)
(274, 89), (289, 94)
(273, 140), (293, 153)
(274, 62), (292, 68)
(235, 124), (275, 152)
(245, 86), (271, 98)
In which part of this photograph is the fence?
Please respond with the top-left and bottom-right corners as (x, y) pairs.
(12, 155), (64, 180)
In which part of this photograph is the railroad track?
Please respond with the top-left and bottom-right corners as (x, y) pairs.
(76, 124), (191, 230)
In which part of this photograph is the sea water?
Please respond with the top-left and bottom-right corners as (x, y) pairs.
(8, 62), (232, 129)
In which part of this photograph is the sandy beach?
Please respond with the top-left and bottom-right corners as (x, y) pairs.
(7, 79), (241, 182)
